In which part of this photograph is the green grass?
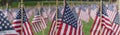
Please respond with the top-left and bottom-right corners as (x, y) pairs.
(82, 18), (93, 35)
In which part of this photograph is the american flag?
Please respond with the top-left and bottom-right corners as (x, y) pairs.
(0, 11), (18, 35)
(49, 1), (83, 35)
(32, 9), (47, 33)
(106, 4), (117, 22)
(90, 5), (99, 20)
(12, 8), (34, 35)
(4, 8), (14, 22)
(79, 5), (90, 23)
(48, 8), (62, 35)
(90, 3), (120, 35)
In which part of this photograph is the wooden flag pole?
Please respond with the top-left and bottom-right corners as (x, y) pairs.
(20, 0), (23, 35)
(70, 0), (74, 9)
(6, 2), (8, 9)
(100, 0), (102, 35)
(55, 0), (58, 35)
(41, 1), (45, 35)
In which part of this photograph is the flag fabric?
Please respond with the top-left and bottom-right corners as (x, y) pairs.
(79, 5), (90, 23)
(90, 4), (99, 20)
(114, 13), (120, 24)
(0, 10), (18, 35)
(49, 1), (83, 35)
(75, 7), (80, 15)
(106, 4), (117, 22)
(58, 2), (83, 35)
(90, 3), (120, 35)
(4, 8), (14, 22)
(48, 7), (56, 21)
(32, 8), (47, 33)
(12, 8), (34, 35)
(48, 8), (63, 35)
(27, 8), (35, 19)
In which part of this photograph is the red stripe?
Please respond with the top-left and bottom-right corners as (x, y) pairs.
(102, 20), (112, 27)
(24, 23), (30, 35)
(13, 25), (21, 28)
(102, 16), (111, 22)
(5, 34), (18, 35)
(93, 17), (100, 35)
(27, 22), (34, 35)
(41, 17), (46, 29)
(74, 28), (77, 35)
(106, 28), (109, 35)
(51, 21), (56, 35)
(48, 20), (55, 35)
(37, 22), (42, 31)
(114, 25), (119, 34)
(102, 27), (105, 35)
(69, 26), (73, 35)
(57, 22), (63, 35)
(98, 30), (100, 35)
(63, 24), (68, 35)
(78, 25), (80, 35)
(35, 22), (40, 32)
(23, 27), (26, 35)
(33, 23), (38, 33)
(90, 16), (98, 35)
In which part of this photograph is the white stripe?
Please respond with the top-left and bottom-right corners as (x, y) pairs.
(92, 17), (100, 35)
(13, 19), (21, 22)
(101, 26), (105, 35)
(66, 25), (70, 35)
(15, 27), (22, 31)
(60, 23), (66, 35)
(80, 25), (83, 35)
(104, 28), (107, 35)
(52, 22), (57, 35)
(107, 30), (111, 35)
(33, 23), (38, 33)
(114, 24), (118, 33)
(49, 21), (55, 35)
(23, 24), (28, 35)
(76, 23), (80, 35)
(116, 26), (120, 35)
(12, 23), (21, 27)
(102, 22), (112, 29)
(25, 22), (32, 35)
(72, 28), (75, 35)
(32, 24), (37, 33)
(36, 22), (41, 32)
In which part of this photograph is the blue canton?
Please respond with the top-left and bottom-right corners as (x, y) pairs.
(0, 11), (13, 31)
(62, 3), (77, 28)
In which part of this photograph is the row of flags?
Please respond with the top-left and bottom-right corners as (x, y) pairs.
(1, 3), (118, 24)
(90, 2), (120, 35)
(0, 1), (119, 35)
(0, 7), (47, 35)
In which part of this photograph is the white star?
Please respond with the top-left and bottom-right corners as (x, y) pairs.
(1, 19), (3, 21)
(2, 24), (4, 26)
(0, 27), (2, 29)
(7, 23), (9, 25)
(10, 26), (12, 28)
(5, 26), (7, 28)
(0, 22), (1, 24)
(0, 13), (3, 16)
(4, 21), (6, 23)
